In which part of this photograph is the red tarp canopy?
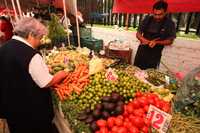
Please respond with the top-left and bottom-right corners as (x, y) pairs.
(113, 0), (200, 13)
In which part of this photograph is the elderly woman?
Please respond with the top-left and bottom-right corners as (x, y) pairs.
(0, 17), (67, 133)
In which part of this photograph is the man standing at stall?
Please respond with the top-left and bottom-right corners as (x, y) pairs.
(134, 1), (176, 69)
(0, 17), (68, 133)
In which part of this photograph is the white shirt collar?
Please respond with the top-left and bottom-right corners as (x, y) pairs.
(12, 35), (34, 49)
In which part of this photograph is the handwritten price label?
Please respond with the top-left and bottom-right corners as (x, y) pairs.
(105, 68), (118, 81)
(147, 105), (172, 133)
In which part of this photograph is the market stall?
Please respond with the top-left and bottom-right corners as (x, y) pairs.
(43, 46), (200, 133)
(0, 1), (200, 133)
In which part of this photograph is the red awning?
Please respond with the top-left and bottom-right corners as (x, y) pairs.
(112, 0), (200, 13)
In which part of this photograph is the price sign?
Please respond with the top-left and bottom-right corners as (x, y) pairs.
(105, 68), (118, 81)
(146, 105), (172, 133)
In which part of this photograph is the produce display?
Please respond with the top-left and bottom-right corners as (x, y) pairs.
(168, 113), (200, 133)
(45, 49), (89, 74)
(69, 70), (151, 111)
(54, 64), (89, 100)
(43, 48), (199, 133)
(95, 92), (171, 133)
(175, 67), (200, 118)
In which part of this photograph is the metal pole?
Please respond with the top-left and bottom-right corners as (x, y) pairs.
(16, 0), (23, 18)
(75, 0), (81, 48)
(63, 0), (71, 47)
(11, 0), (19, 21)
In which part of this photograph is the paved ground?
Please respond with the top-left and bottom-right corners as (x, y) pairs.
(90, 26), (200, 75)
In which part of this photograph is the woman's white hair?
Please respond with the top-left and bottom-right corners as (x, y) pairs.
(14, 17), (48, 38)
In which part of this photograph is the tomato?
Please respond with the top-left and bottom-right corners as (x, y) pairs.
(127, 104), (134, 114)
(138, 97), (148, 107)
(117, 115), (124, 120)
(144, 118), (151, 127)
(142, 126), (149, 133)
(131, 99), (140, 109)
(124, 121), (133, 129)
(133, 109), (145, 117)
(100, 127), (109, 133)
(124, 117), (130, 123)
(132, 116), (144, 129)
(136, 91), (143, 97)
(148, 98), (155, 105)
(111, 126), (119, 133)
(107, 117), (115, 128)
(95, 131), (100, 133)
(97, 119), (107, 127)
(118, 127), (128, 133)
(129, 126), (139, 133)
(162, 103), (171, 113)
(144, 105), (149, 113)
(115, 117), (123, 126)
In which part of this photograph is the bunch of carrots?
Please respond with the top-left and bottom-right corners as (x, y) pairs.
(54, 64), (90, 101)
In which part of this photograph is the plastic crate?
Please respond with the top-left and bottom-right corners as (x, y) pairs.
(81, 37), (103, 52)
(80, 27), (92, 38)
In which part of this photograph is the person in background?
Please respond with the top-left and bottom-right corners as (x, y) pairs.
(134, 1), (176, 69)
(0, 16), (13, 45)
(0, 17), (68, 133)
(56, 8), (84, 46)
(67, 10), (85, 46)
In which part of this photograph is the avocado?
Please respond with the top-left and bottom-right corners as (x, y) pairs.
(78, 114), (88, 121)
(90, 121), (99, 131)
(95, 103), (103, 111)
(102, 111), (110, 119)
(111, 92), (120, 102)
(111, 105), (124, 116)
(117, 101), (124, 106)
(102, 96), (112, 102)
(85, 115), (94, 124)
(104, 103), (116, 111)
(93, 109), (101, 119)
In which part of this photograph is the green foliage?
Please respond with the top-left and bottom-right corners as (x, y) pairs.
(48, 14), (67, 47)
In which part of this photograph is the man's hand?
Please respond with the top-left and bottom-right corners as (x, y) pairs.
(140, 38), (150, 45)
(148, 38), (160, 48)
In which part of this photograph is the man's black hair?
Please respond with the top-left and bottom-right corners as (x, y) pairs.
(153, 0), (168, 12)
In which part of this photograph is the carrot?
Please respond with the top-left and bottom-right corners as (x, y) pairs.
(78, 75), (89, 82)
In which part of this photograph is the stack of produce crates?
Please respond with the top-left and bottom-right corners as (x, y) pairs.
(80, 27), (103, 52)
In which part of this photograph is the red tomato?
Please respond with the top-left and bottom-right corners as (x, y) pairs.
(144, 105), (149, 113)
(118, 127), (128, 133)
(117, 115), (124, 120)
(129, 126), (139, 133)
(142, 126), (149, 133)
(138, 97), (148, 107)
(124, 122), (133, 129)
(97, 119), (107, 127)
(148, 98), (155, 105)
(136, 91), (143, 97)
(115, 117), (123, 127)
(132, 116), (145, 129)
(100, 127), (109, 133)
(132, 99), (140, 109)
(162, 103), (171, 113)
(127, 104), (134, 114)
(111, 126), (119, 133)
(144, 119), (151, 127)
(107, 117), (115, 128)
(95, 131), (100, 133)
(133, 109), (145, 117)
(124, 118), (130, 123)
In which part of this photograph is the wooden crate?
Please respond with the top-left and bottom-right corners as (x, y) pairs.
(105, 46), (132, 64)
